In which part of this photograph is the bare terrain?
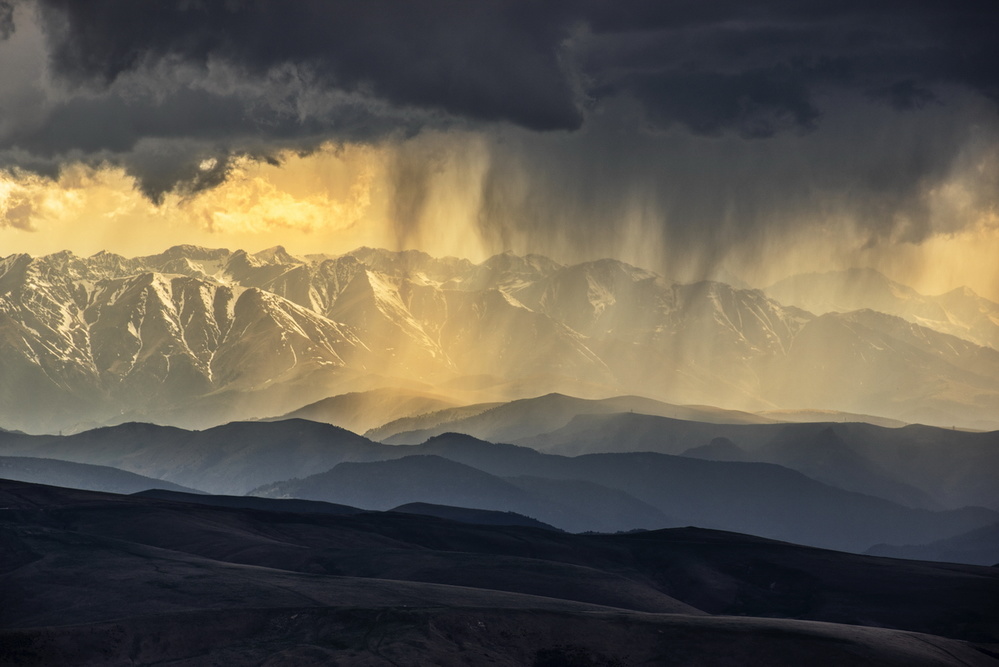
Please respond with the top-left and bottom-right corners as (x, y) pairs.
(2, 478), (998, 666)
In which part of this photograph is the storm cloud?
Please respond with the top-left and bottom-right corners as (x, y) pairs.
(0, 0), (997, 275)
(4, 2), (995, 141)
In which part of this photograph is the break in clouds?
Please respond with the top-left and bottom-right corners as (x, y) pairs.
(0, 0), (998, 273)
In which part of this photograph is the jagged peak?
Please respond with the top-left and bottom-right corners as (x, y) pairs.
(346, 246), (463, 270)
(561, 257), (659, 281)
(938, 284), (982, 300)
(480, 251), (560, 274)
(253, 245), (302, 265)
(348, 246), (431, 263)
(88, 249), (121, 259)
(45, 249), (76, 259)
(146, 245), (231, 262)
(224, 248), (262, 269)
(768, 267), (915, 293)
(31, 249), (78, 267)
(0, 252), (33, 266)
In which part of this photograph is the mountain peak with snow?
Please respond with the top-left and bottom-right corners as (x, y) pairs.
(0, 246), (997, 433)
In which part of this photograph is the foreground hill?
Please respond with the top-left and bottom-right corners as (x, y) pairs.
(2, 479), (997, 666)
(390, 502), (559, 530)
(133, 489), (362, 516)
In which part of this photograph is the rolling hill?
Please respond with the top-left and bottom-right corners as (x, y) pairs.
(2, 478), (996, 666)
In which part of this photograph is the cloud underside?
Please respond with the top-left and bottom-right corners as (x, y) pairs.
(0, 0), (997, 269)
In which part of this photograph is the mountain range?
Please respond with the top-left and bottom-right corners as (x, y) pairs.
(3, 414), (997, 554)
(766, 268), (999, 351)
(3, 246), (999, 433)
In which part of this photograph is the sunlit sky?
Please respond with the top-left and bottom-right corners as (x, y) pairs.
(1, 1), (998, 299)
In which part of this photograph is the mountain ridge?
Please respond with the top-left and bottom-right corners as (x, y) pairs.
(6, 416), (998, 553)
(3, 246), (998, 432)
(766, 268), (999, 351)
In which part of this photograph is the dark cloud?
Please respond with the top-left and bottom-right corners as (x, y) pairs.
(604, 66), (822, 138)
(0, 1), (14, 40)
(577, 0), (999, 134)
(0, 0), (997, 248)
(454, 87), (997, 274)
(2, 0), (589, 197)
(37, 0), (584, 132)
(867, 80), (939, 112)
(24, 0), (999, 147)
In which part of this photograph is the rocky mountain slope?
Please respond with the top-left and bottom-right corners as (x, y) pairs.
(3, 246), (999, 432)
(766, 268), (999, 351)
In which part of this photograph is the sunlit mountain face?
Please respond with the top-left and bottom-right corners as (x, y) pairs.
(2, 245), (998, 434)
(2, 4), (999, 665)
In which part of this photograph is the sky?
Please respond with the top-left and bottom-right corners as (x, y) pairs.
(0, 0), (998, 298)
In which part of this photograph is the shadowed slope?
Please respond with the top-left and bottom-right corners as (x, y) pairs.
(133, 488), (361, 516)
(252, 454), (672, 534)
(0, 456), (200, 495)
(373, 392), (771, 444)
(1, 478), (998, 666)
(395, 433), (999, 551)
(267, 387), (457, 434)
(3, 421), (997, 553)
(0, 420), (391, 495)
(391, 502), (559, 530)
(520, 413), (999, 510)
(867, 523), (999, 566)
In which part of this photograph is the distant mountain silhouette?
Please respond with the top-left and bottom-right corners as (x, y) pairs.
(683, 436), (749, 461)
(255, 431), (999, 551)
(253, 454), (671, 534)
(518, 412), (999, 511)
(264, 387), (456, 434)
(0, 456), (199, 494)
(390, 502), (559, 530)
(373, 392), (770, 444)
(5, 418), (997, 553)
(867, 522), (999, 566)
(0, 419), (390, 494)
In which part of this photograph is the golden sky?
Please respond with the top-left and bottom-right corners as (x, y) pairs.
(0, 133), (506, 259)
(1, 134), (998, 301)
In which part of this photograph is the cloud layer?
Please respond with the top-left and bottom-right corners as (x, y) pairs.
(0, 0), (997, 295)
